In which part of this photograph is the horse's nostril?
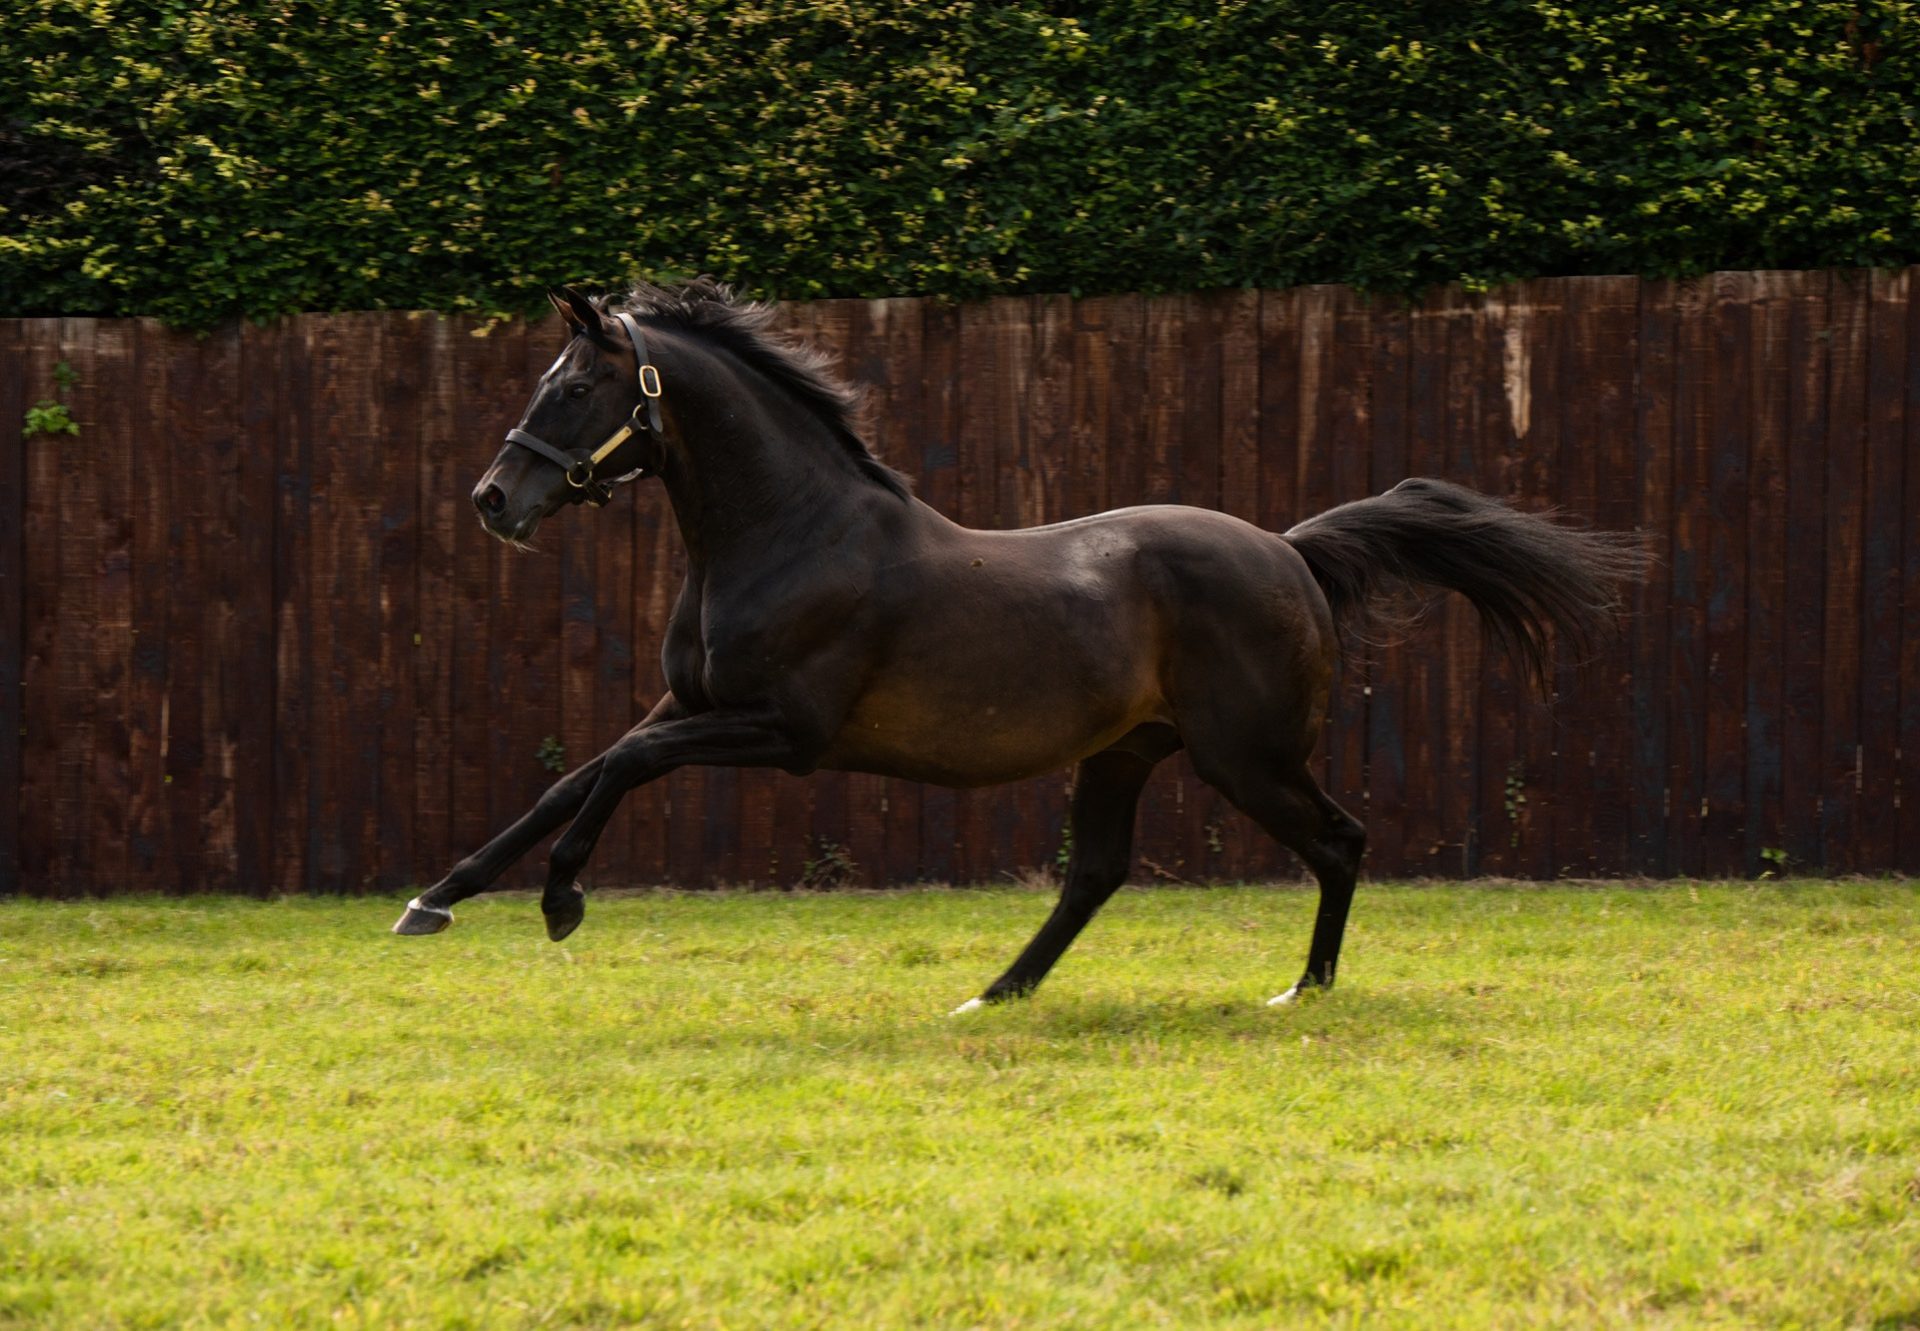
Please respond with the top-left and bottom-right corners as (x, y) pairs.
(477, 484), (506, 515)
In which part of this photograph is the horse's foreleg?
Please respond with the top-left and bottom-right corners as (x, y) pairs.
(539, 709), (803, 941)
(957, 747), (1158, 1011)
(392, 694), (686, 936)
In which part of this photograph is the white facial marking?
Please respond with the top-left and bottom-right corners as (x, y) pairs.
(950, 997), (986, 1017)
(1267, 986), (1300, 1007)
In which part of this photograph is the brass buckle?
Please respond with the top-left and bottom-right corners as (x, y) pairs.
(638, 364), (663, 398)
(564, 458), (595, 489)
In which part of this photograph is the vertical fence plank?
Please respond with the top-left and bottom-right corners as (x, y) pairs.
(1539, 279), (1587, 878)
(1578, 275), (1643, 875)
(1364, 298), (1410, 877)
(52, 320), (102, 894)
(196, 325), (246, 891)
(1394, 292), (1448, 875)
(1180, 292), (1230, 879)
(840, 298), (891, 888)
(1135, 294), (1189, 879)
(1901, 268), (1920, 875)
(1217, 290), (1263, 880)
(1478, 287), (1540, 878)
(413, 317), (459, 888)
(1665, 278), (1715, 877)
(160, 325), (210, 893)
(18, 320), (63, 895)
(1628, 282), (1676, 875)
(1743, 275), (1791, 874)
(1438, 290), (1486, 876)
(1820, 274), (1868, 872)
(272, 322), (312, 892)
(449, 320), (502, 880)
(1781, 273), (1831, 870)
(1858, 269), (1907, 870)
(0, 320), (24, 894)
(82, 322), (135, 896)
(1701, 272), (1754, 876)
(372, 314), (422, 891)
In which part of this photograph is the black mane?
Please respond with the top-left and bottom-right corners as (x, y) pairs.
(600, 280), (911, 499)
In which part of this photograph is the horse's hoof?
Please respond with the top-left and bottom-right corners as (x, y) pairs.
(392, 897), (453, 936)
(950, 997), (987, 1017)
(1266, 986), (1301, 1007)
(1267, 982), (1327, 1007)
(543, 884), (585, 943)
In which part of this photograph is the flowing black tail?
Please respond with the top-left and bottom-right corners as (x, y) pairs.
(1283, 477), (1647, 692)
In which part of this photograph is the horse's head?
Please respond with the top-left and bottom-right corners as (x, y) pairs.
(471, 286), (665, 544)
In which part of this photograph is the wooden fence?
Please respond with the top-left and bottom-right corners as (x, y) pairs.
(2, 270), (1916, 896)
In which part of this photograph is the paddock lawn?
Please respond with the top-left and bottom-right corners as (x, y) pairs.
(2, 882), (1917, 1329)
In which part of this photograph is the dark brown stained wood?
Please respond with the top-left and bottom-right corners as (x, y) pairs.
(1323, 287), (1372, 851)
(370, 314), (421, 891)
(0, 320), (25, 894)
(79, 321), (135, 895)
(24, 325), (69, 885)
(1438, 289), (1486, 876)
(1578, 276), (1643, 875)
(1363, 298), (1411, 876)
(18, 320), (63, 894)
(1394, 291), (1449, 875)
(1524, 280), (1571, 879)
(1700, 272), (1754, 876)
(1743, 276), (1791, 874)
(51, 320), (102, 895)
(160, 325), (209, 893)
(11, 273), (1920, 894)
(1781, 273), (1831, 870)
(271, 321), (314, 893)
(1902, 273), (1920, 875)
(412, 317), (460, 888)
(448, 319), (502, 878)
(306, 314), (382, 892)
(1665, 277), (1715, 877)
(1069, 297), (1116, 520)
(873, 296), (926, 884)
(195, 324), (248, 892)
(1627, 281), (1678, 874)
(233, 322), (280, 893)
(915, 302), (960, 883)
(1820, 274), (1869, 872)
(1475, 287), (1532, 879)
(492, 322), (562, 889)
(1857, 269), (1907, 868)
(541, 313), (607, 885)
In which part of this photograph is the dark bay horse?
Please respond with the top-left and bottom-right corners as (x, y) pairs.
(393, 281), (1642, 1008)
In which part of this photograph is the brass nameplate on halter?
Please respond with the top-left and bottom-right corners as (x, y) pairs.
(590, 425), (633, 465)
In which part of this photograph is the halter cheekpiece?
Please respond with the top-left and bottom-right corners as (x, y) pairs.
(504, 311), (664, 506)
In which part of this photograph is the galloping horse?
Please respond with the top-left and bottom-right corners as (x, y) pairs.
(393, 282), (1642, 1008)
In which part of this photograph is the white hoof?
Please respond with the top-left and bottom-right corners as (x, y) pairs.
(1266, 986), (1301, 1007)
(950, 997), (987, 1017)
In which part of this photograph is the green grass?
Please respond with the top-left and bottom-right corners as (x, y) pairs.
(2, 881), (1917, 1329)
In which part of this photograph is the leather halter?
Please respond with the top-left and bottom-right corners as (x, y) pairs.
(504, 311), (665, 506)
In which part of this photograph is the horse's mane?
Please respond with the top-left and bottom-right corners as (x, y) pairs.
(599, 279), (911, 499)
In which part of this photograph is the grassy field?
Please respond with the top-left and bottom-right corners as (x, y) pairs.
(2, 881), (1917, 1329)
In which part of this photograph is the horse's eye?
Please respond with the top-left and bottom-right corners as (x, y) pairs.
(567, 383), (590, 399)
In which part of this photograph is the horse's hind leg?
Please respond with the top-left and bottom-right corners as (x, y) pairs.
(957, 744), (1162, 1012)
(1197, 756), (1366, 1004)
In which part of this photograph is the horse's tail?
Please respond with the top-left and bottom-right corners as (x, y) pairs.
(1282, 477), (1647, 693)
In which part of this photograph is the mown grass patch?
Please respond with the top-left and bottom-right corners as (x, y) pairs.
(2, 881), (1916, 1328)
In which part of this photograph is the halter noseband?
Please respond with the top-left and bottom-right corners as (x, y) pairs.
(504, 311), (665, 506)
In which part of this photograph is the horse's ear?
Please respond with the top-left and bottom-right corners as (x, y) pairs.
(546, 285), (609, 343)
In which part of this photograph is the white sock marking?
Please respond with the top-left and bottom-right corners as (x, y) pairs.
(1267, 985), (1301, 1007)
(950, 997), (986, 1016)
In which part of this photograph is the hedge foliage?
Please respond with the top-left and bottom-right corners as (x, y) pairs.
(4, 1), (1916, 324)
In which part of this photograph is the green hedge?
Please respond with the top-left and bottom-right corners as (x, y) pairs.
(4, 2), (1915, 325)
